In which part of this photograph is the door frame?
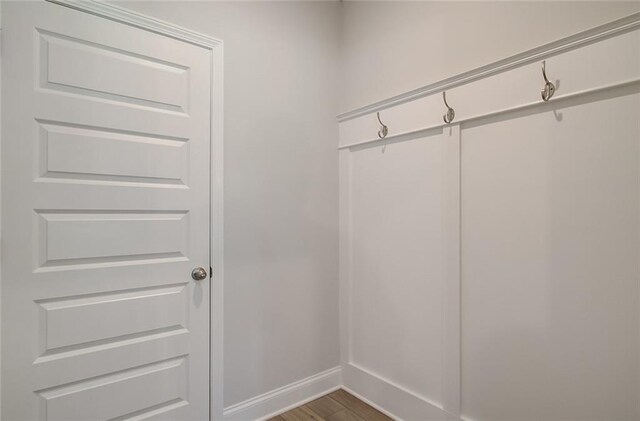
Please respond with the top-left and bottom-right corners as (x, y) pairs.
(19, 1), (225, 419)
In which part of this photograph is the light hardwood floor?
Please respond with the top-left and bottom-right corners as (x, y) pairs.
(268, 389), (394, 421)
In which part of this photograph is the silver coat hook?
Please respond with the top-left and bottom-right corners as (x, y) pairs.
(442, 91), (455, 124)
(541, 60), (556, 101)
(377, 112), (388, 139)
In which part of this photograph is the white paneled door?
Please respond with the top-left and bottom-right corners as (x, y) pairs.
(2, 2), (211, 420)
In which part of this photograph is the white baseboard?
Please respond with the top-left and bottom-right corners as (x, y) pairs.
(221, 363), (463, 421)
(341, 363), (460, 421)
(339, 385), (403, 420)
(222, 366), (342, 421)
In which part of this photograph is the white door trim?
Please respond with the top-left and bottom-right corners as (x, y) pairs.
(47, 0), (222, 49)
(41, 1), (224, 419)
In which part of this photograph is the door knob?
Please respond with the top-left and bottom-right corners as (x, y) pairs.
(191, 267), (208, 281)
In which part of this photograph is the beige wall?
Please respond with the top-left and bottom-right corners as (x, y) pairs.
(340, 1), (640, 112)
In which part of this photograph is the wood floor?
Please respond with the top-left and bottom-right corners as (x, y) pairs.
(268, 389), (394, 421)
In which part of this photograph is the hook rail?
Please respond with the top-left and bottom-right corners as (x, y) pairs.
(368, 61), (559, 135)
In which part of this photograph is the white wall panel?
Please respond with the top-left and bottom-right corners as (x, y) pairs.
(350, 132), (446, 403)
(460, 90), (640, 421)
(339, 20), (640, 421)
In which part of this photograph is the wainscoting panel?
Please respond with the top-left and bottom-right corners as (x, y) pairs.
(340, 126), (461, 419)
(339, 14), (639, 421)
(460, 89), (640, 421)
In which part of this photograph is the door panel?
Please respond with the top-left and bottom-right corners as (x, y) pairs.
(39, 120), (189, 187)
(2, 2), (211, 420)
(39, 29), (190, 113)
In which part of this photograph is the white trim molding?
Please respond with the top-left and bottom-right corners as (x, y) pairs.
(340, 386), (404, 421)
(223, 367), (342, 421)
(46, 0), (222, 49)
(337, 12), (640, 122)
(441, 124), (461, 418)
(338, 77), (640, 151)
(210, 41), (226, 421)
(342, 363), (460, 421)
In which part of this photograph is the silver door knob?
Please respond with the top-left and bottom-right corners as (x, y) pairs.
(191, 267), (208, 281)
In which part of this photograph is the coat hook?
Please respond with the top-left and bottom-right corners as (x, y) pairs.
(377, 112), (388, 139)
(442, 91), (455, 124)
(541, 60), (556, 101)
